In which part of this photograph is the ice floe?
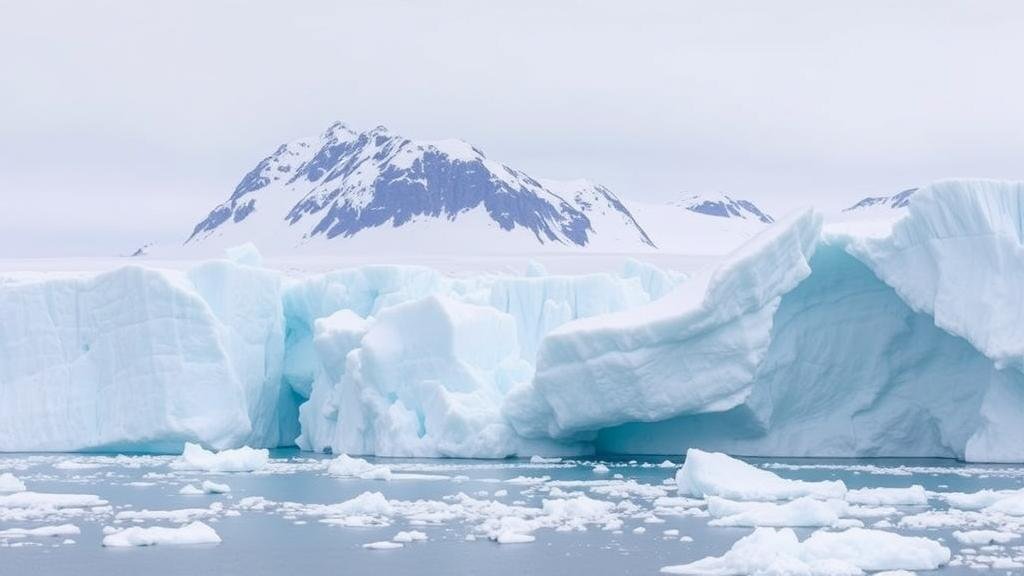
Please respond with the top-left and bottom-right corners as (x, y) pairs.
(102, 521), (222, 547)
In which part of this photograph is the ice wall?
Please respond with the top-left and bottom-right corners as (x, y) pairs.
(288, 265), (670, 457)
(562, 180), (1024, 462)
(2, 179), (1023, 461)
(0, 265), (272, 451)
(505, 208), (822, 439)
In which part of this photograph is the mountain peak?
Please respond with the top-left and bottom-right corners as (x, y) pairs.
(844, 188), (917, 212)
(186, 122), (654, 252)
(671, 193), (774, 224)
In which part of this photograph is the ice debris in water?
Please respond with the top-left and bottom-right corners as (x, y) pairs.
(393, 530), (428, 543)
(327, 454), (392, 481)
(0, 473), (26, 493)
(363, 540), (403, 550)
(0, 524), (80, 538)
(180, 480), (232, 495)
(171, 443), (269, 473)
(675, 449), (847, 501)
(660, 526), (950, 575)
(102, 521), (222, 547)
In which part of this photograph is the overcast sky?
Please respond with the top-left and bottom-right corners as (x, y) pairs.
(2, 0), (1023, 256)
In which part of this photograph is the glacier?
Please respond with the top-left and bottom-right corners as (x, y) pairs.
(1, 179), (1022, 462)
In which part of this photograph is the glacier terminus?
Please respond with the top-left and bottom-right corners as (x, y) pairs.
(2, 179), (1022, 464)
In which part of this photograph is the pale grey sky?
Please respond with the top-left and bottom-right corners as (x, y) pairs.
(1, 0), (1023, 256)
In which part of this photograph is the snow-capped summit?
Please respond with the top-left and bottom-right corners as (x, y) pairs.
(673, 193), (775, 224)
(187, 122), (654, 254)
(843, 188), (917, 212)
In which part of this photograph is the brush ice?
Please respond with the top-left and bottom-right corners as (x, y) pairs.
(675, 450), (846, 501)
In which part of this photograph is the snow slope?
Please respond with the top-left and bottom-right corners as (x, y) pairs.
(1, 179), (1023, 462)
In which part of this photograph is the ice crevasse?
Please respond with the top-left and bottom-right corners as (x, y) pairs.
(0, 179), (1023, 462)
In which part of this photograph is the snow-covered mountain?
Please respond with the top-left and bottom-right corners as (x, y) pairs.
(673, 193), (775, 223)
(627, 193), (774, 255)
(186, 122), (654, 254)
(843, 188), (917, 212)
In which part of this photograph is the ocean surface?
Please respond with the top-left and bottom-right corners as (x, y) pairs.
(1, 450), (1022, 575)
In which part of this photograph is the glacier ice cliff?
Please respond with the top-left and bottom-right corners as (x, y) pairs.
(0, 261), (295, 452)
(1, 179), (1022, 461)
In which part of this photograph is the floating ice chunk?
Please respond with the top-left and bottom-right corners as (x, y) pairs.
(392, 530), (427, 543)
(495, 532), (535, 544)
(983, 494), (1024, 515)
(0, 492), (107, 509)
(529, 455), (562, 464)
(845, 485), (927, 506)
(0, 524), (80, 538)
(363, 541), (403, 550)
(102, 521), (221, 547)
(178, 484), (203, 495)
(322, 492), (395, 518)
(658, 460), (676, 468)
(171, 443), (269, 473)
(675, 449), (846, 501)
(326, 454), (391, 481)
(0, 473), (25, 493)
(661, 527), (949, 575)
(201, 480), (231, 494)
(707, 496), (848, 527)
(939, 487), (1024, 510)
(799, 528), (951, 571)
(952, 530), (1021, 545)
(592, 464), (610, 474)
